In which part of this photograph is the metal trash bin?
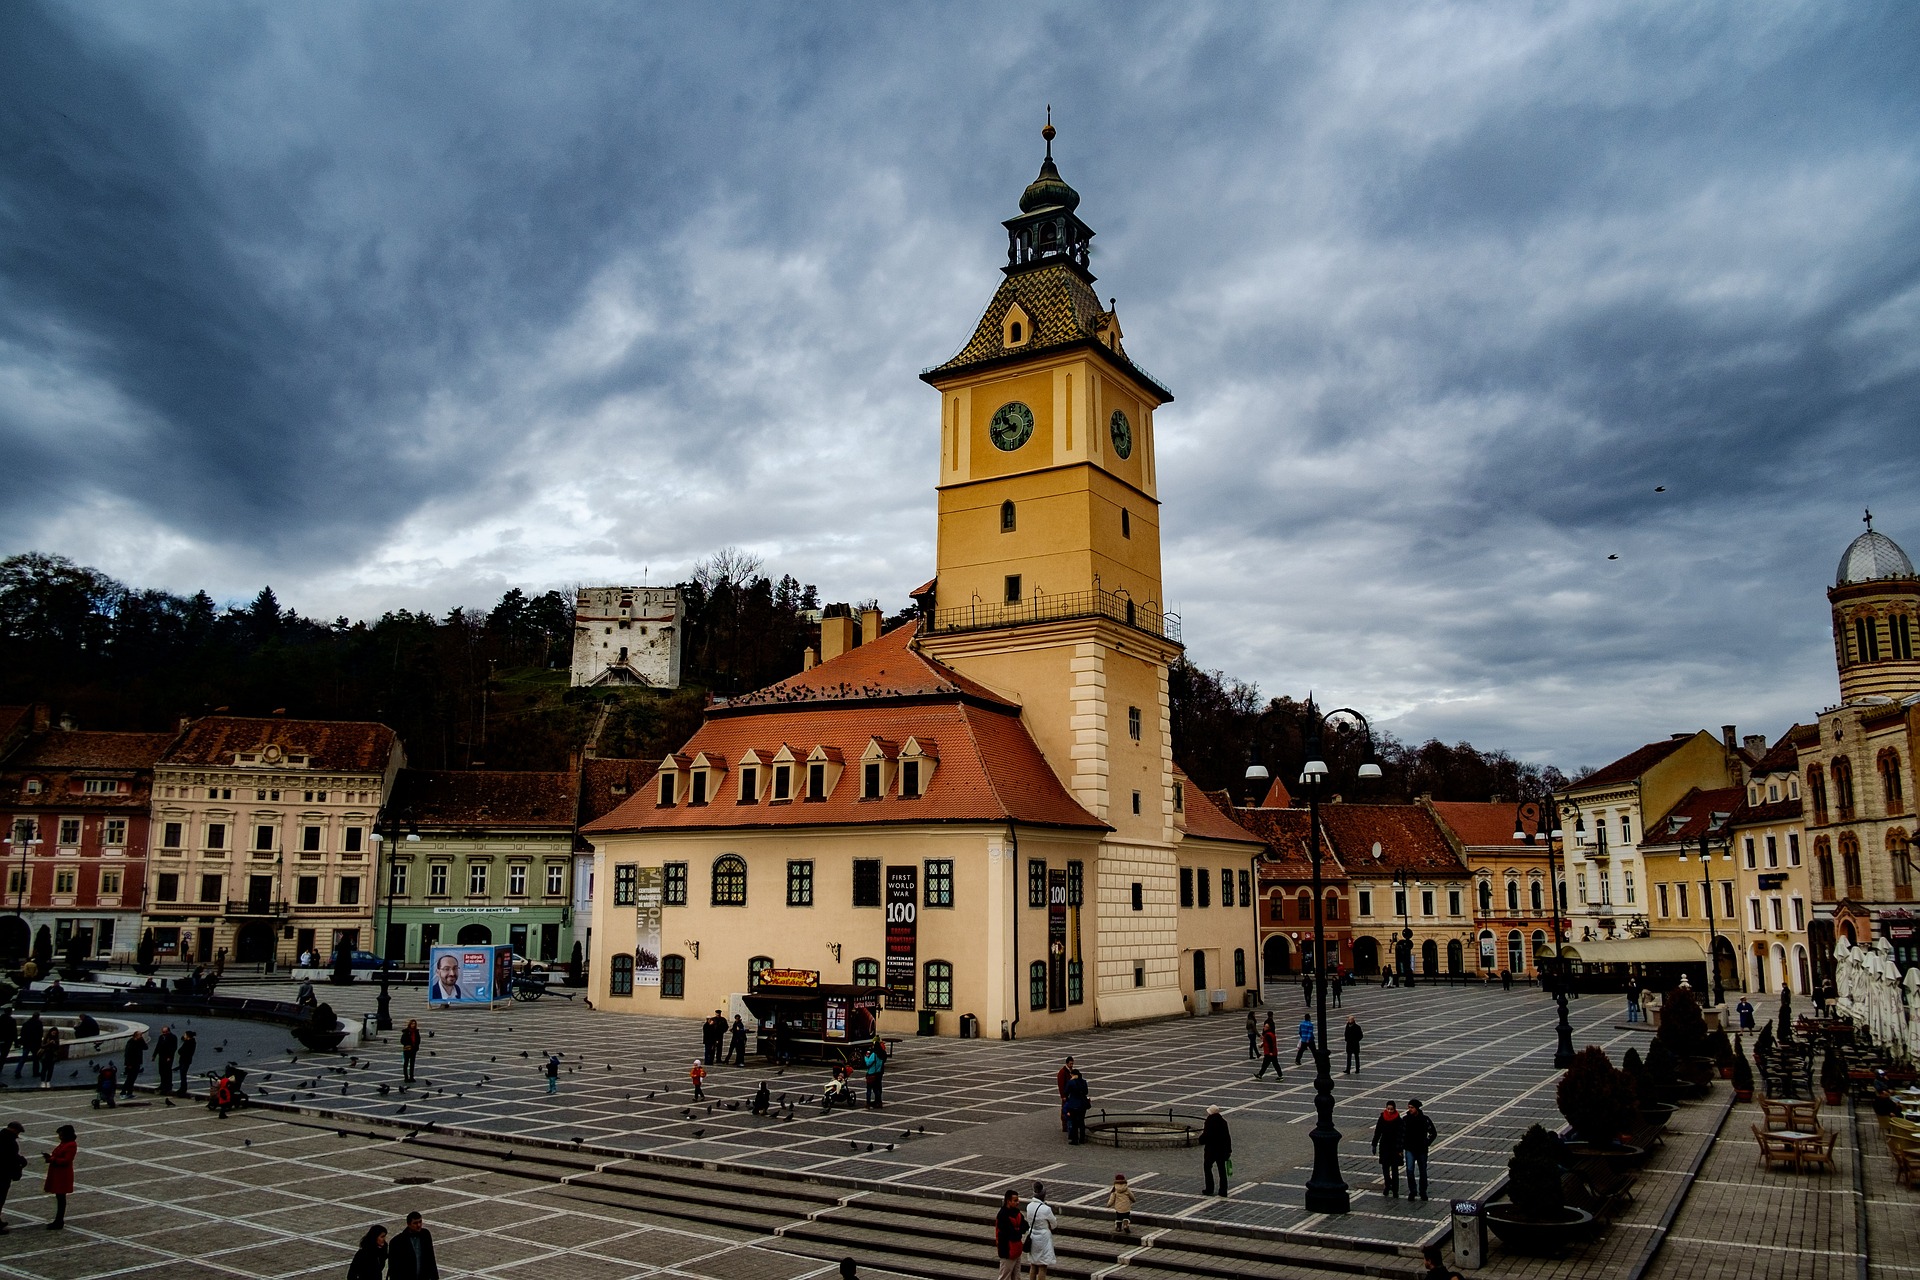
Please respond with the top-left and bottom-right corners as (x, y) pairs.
(1451, 1199), (1486, 1270)
(958, 1013), (978, 1038)
(918, 1010), (938, 1036)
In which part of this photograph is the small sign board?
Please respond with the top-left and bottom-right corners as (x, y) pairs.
(754, 968), (820, 989)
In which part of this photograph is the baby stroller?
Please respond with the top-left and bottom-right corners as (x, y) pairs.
(821, 1067), (855, 1114)
(207, 1063), (250, 1117)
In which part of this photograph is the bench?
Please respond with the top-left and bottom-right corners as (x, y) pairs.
(1562, 1163), (1635, 1223)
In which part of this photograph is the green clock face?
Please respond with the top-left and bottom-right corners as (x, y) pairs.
(990, 401), (1035, 452)
(1109, 409), (1133, 459)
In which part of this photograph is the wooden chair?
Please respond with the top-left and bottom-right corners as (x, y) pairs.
(1759, 1098), (1817, 1130)
(1798, 1130), (1837, 1174)
(1888, 1136), (1920, 1188)
(1753, 1124), (1803, 1172)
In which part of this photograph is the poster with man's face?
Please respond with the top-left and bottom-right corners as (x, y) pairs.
(428, 946), (499, 1005)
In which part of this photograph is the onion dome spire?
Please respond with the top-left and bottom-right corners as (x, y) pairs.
(1019, 106), (1080, 213)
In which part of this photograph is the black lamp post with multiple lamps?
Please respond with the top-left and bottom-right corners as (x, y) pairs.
(1514, 797), (1575, 1068)
(5, 822), (41, 958)
(1677, 811), (1734, 1007)
(371, 808), (419, 1032)
(1248, 705), (1382, 1216)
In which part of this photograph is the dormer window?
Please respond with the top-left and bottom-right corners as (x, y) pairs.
(1002, 304), (1032, 348)
(24, 780), (41, 795)
(1009, 320), (1023, 343)
(739, 767), (758, 802)
(690, 772), (708, 806)
(807, 763), (827, 801)
(901, 760), (921, 799)
(772, 765), (792, 801)
(864, 762), (882, 799)
(658, 774), (675, 807)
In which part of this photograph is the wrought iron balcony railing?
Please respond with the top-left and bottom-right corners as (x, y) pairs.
(927, 587), (1180, 644)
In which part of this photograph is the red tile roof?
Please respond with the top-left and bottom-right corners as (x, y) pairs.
(720, 621), (1016, 711)
(1640, 787), (1748, 849)
(1177, 776), (1262, 846)
(1428, 801), (1535, 849)
(161, 716), (398, 773)
(1232, 806), (1342, 882)
(1732, 797), (1803, 826)
(7, 730), (175, 771)
(1749, 731), (1804, 776)
(1572, 736), (1696, 791)
(0, 706), (31, 756)
(1261, 776), (1294, 809)
(1318, 804), (1467, 877)
(585, 700), (1104, 835)
(392, 769), (577, 828)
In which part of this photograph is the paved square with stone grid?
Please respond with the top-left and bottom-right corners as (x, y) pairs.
(0, 980), (1910, 1278)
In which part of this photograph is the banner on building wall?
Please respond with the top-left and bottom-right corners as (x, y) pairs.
(884, 864), (917, 1010)
(1047, 868), (1068, 1011)
(1479, 933), (1497, 968)
(428, 944), (512, 1006)
(634, 866), (663, 986)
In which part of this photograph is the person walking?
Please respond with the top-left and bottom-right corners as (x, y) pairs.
(400, 1020), (421, 1083)
(1105, 1173), (1134, 1234)
(1055, 1057), (1076, 1133)
(728, 1016), (748, 1067)
(1736, 996), (1755, 1031)
(1370, 1100), (1404, 1197)
(1343, 1016), (1363, 1074)
(153, 1026), (177, 1095)
(863, 1043), (885, 1109)
(41, 1124), (75, 1230)
(688, 1060), (706, 1102)
(1201, 1105), (1232, 1196)
(1024, 1184), (1059, 1280)
(1300, 972), (1313, 1006)
(122, 1030), (147, 1097)
(1293, 1015), (1316, 1066)
(1402, 1098), (1437, 1201)
(1331, 971), (1343, 1008)
(993, 1190), (1026, 1280)
(17, 1014), (42, 1081)
(1244, 1010), (1258, 1060)
(347, 1223), (388, 1280)
(545, 1054), (561, 1095)
(387, 1211), (439, 1280)
(1254, 1022), (1283, 1081)
(1626, 987), (1642, 1023)
(0, 1121), (24, 1232)
(1063, 1069), (1089, 1144)
(176, 1030), (197, 1096)
(0, 1009), (14, 1075)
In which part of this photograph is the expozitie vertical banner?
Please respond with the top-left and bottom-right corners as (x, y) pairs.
(884, 864), (917, 1010)
(634, 866), (663, 986)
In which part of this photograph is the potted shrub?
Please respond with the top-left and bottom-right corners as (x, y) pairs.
(1730, 1035), (1755, 1103)
(59, 931), (91, 981)
(1622, 1046), (1645, 1076)
(1657, 987), (1715, 1087)
(566, 942), (585, 987)
(1820, 1047), (1847, 1105)
(1705, 1029), (1734, 1078)
(135, 929), (159, 975)
(1486, 1125), (1593, 1253)
(1557, 1046), (1640, 1149)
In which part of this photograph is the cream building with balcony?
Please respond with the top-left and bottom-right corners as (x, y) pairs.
(146, 716), (402, 966)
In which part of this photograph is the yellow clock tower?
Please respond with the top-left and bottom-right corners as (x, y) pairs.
(917, 119), (1190, 1021)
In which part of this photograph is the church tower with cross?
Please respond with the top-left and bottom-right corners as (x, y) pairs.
(1829, 509), (1920, 704)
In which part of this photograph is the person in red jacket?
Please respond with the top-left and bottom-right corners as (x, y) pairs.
(41, 1124), (75, 1230)
(400, 1019), (422, 1083)
(1255, 1023), (1283, 1081)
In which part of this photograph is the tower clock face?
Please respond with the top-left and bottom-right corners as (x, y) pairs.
(1109, 409), (1133, 459)
(989, 401), (1035, 451)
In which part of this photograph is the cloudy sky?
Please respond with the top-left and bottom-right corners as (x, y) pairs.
(3, 2), (1916, 769)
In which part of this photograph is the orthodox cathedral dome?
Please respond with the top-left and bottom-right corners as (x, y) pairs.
(1836, 528), (1915, 585)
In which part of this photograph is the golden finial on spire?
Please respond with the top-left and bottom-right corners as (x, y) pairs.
(1042, 104), (1055, 158)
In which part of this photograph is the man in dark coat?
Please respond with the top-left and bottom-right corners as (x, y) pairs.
(1201, 1105), (1232, 1196)
(16, 1014), (42, 1081)
(1370, 1101), (1404, 1197)
(387, 1210), (439, 1279)
(1344, 1016), (1364, 1074)
(1402, 1098), (1438, 1201)
(153, 1026), (177, 1095)
(176, 1030), (197, 1096)
(993, 1189), (1026, 1280)
(121, 1031), (147, 1096)
(702, 1012), (725, 1065)
(0, 1120), (24, 1231)
(728, 1016), (748, 1067)
(1063, 1069), (1090, 1144)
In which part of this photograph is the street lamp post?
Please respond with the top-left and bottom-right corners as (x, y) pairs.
(1516, 798), (1575, 1068)
(370, 809), (418, 1032)
(1678, 813), (1732, 1007)
(1393, 868), (1414, 984)
(1295, 705), (1382, 1216)
(5, 822), (43, 958)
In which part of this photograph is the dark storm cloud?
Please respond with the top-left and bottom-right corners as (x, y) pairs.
(2, 1), (1917, 765)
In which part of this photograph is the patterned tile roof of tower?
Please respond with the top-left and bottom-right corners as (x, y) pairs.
(390, 769), (577, 828)
(584, 698), (1104, 835)
(719, 621), (1016, 712)
(160, 715), (398, 773)
(921, 263), (1171, 399)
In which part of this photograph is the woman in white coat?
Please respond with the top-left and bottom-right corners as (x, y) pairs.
(1024, 1183), (1058, 1280)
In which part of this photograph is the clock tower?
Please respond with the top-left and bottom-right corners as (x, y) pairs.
(918, 119), (1188, 1021)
